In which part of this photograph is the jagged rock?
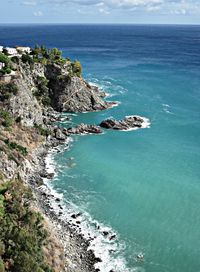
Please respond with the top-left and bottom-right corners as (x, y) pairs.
(109, 234), (116, 241)
(40, 171), (54, 179)
(63, 123), (102, 136)
(53, 127), (66, 141)
(45, 64), (114, 112)
(102, 231), (109, 236)
(71, 213), (82, 219)
(99, 116), (145, 131)
(5, 59), (113, 129)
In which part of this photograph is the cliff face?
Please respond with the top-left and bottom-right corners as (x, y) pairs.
(5, 61), (45, 127)
(5, 60), (111, 127)
(45, 63), (111, 112)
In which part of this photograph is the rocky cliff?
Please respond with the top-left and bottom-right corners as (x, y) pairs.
(0, 51), (114, 272)
(45, 63), (112, 112)
(4, 59), (112, 127)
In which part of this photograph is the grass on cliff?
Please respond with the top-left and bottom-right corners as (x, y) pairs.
(0, 178), (54, 272)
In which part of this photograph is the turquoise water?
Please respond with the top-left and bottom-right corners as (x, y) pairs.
(1, 24), (200, 272)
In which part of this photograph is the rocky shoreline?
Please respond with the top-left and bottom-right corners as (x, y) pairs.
(27, 135), (99, 272)
(27, 112), (150, 272)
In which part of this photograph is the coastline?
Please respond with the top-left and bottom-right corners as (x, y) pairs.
(25, 108), (151, 272)
(27, 136), (98, 272)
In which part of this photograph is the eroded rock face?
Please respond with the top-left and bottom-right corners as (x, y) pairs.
(5, 61), (45, 127)
(99, 116), (145, 131)
(63, 123), (102, 136)
(45, 64), (113, 112)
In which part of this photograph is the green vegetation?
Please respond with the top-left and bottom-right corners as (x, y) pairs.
(0, 53), (12, 75)
(4, 139), (28, 156)
(0, 179), (53, 272)
(72, 60), (82, 77)
(0, 54), (10, 67)
(0, 83), (18, 102)
(18, 45), (82, 77)
(21, 54), (34, 65)
(33, 76), (51, 107)
(0, 111), (13, 128)
(31, 45), (65, 65)
(34, 124), (51, 137)
(0, 82), (18, 102)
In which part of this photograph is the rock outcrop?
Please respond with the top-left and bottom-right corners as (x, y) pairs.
(45, 64), (113, 112)
(5, 61), (113, 124)
(62, 123), (102, 136)
(99, 116), (146, 131)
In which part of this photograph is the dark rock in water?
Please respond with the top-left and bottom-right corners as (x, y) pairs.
(100, 116), (145, 131)
(109, 234), (116, 241)
(102, 231), (109, 236)
(55, 198), (60, 202)
(46, 173), (55, 179)
(63, 123), (102, 136)
(94, 257), (102, 263)
(71, 212), (82, 219)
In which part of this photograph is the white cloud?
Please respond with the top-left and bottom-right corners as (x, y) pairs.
(105, 0), (163, 8)
(23, 0), (37, 5)
(98, 7), (110, 13)
(30, 0), (200, 15)
(33, 10), (43, 16)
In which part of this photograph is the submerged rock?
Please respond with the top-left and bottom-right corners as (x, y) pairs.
(99, 116), (145, 131)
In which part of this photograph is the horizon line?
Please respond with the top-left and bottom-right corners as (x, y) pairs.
(0, 22), (200, 26)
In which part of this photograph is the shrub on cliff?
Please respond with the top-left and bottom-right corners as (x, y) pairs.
(34, 124), (51, 137)
(0, 83), (18, 101)
(0, 179), (54, 272)
(0, 111), (13, 127)
(21, 54), (34, 65)
(72, 60), (82, 77)
(0, 53), (12, 75)
(0, 67), (12, 75)
(33, 76), (51, 107)
(0, 54), (10, 66)
(4, 139), (28, 156)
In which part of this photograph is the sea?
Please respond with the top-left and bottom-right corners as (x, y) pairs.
(0, 24), (200, 272)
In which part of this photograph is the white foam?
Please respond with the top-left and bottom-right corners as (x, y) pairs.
(41, 156), (137, 272)
(41, 111), (144, 272)
(162, 103), (170, 107)
(162, 104), (174, 115)
(122, 116), (151, 131)
(109, 101), (121, 109)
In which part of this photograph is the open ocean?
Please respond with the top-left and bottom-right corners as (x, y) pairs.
(1, 24), (200, 272)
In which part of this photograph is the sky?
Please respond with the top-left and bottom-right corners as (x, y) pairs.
(0, 0), (200, 24)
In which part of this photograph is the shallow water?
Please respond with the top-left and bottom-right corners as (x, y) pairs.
(1, 24), (200, 272)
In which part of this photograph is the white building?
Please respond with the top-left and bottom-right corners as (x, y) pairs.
(0, 46), (3, 53)
(16, 46), (31, 54)
(4, 47), (18, 56)
(0, 62), (5, 70)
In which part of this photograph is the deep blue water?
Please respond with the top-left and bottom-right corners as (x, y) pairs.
(1, 24), (200, 272)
